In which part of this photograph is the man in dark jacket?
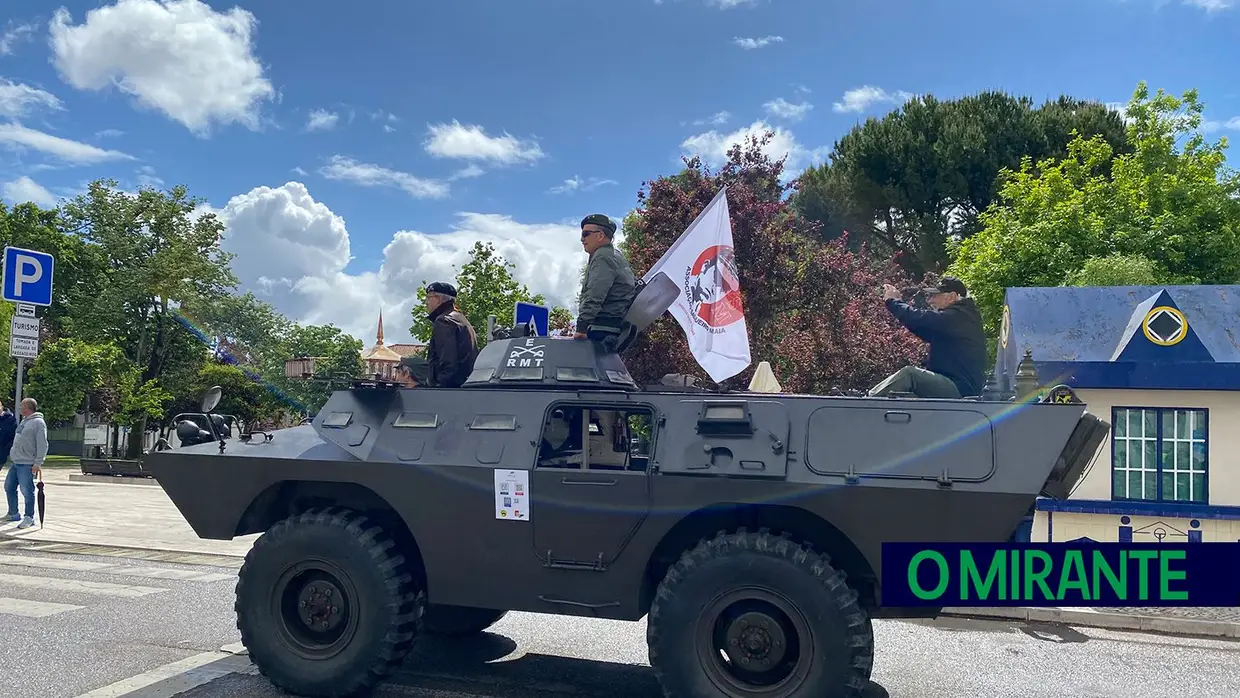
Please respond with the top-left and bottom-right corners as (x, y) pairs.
(869, 276), (987, 398)
(423, 281), (479, 388)
(0, 402), (15, 465)
(574, 214), (637, 345)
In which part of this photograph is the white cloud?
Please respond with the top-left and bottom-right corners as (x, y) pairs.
(548, 175), (618, 195)
(0, 21), (38, 56)
(136, 164), (163, 188)
(2, 176), (58, 208)
(763, 97), (812, 121)
(681, 120), (826, 172)
(48, 0), (275, 135)
(832, 86), (915, 113)
(691, 110), (731, 127)
(305, 109), (338, 132)
(424, 120), (544, 165)
(1200, 115), (1240, 133)
(1183, 0), (1233, 11)
(0, 121), (135, 165)
(732, 35), (783, 50)
(212, 182), (591, 344)
(318, 155), (449, 199)
(710, 0), (763, 8)
(95, 128), (124, 138)
(0, 79), (64, 118)
(449, 164), (484, 181)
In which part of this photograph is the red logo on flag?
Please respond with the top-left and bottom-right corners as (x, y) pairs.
(684, 245), (743, 331)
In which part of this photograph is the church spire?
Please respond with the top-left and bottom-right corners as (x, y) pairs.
(376, 310), (385, 345)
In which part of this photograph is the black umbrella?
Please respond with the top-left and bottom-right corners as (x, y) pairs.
(36, 472), (44, 528)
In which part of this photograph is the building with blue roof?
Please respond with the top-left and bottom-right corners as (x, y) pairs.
(994, 284), (1240, 544)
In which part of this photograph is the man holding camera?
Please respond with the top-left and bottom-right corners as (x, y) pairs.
(869, 276), (986, 399)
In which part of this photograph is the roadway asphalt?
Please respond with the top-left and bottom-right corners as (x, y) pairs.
(2, 546), (1239, 698)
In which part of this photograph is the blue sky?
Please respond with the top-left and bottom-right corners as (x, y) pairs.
(1, 0), (1237, 345)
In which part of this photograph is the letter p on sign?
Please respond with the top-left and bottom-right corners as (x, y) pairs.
(2, 246), (55, 307)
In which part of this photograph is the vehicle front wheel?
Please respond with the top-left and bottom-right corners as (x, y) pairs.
(422, 604), (508, 636)
(647, 528), (874, 698)
(235, 507), (424, 698)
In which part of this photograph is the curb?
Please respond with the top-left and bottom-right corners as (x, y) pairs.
(942, 606), (1240, 639)
(67, 473), (159, 486)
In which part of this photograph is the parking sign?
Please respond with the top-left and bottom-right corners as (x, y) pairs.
(2, 246), (55, 307)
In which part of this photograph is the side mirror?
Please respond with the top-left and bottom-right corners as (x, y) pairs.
(201, 385), (222, 413)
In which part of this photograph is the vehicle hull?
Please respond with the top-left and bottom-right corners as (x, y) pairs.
(147, 385), (1106, 621)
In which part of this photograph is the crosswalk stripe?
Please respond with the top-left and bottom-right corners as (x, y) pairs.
(0, 554), (234, 582)
(0, 554), (114, 571)
(0, 596), (84, 617)
(111, 567), (235, 583)
(0, 572), (166, 597)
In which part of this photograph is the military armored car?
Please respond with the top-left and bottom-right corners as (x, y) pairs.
(146, 279), (1109, 698)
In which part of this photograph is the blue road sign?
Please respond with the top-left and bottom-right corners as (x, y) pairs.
(2, 246), (55, 307)
(514, 301), (549, 337)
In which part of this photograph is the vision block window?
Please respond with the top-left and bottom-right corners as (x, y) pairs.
(537, 405), (655, 472)
(322, 412), (353, 428)
(470, 414), (518, 431)
(394, 412), (438, 428)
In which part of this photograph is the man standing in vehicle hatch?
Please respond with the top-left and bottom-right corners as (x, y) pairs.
(574, 214), (637, 345)
(423, 281), (479, 388)
(869, 275), (987, 399)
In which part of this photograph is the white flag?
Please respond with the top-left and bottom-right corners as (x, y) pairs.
(643, 186), (751, 382)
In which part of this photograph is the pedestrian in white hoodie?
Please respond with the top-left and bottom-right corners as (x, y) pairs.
(5, 398), (47, 530)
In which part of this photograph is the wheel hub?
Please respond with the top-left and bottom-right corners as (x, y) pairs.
(272, 561), (358, 660)
(696, 588), (808, 694)
(296, 580), (344, 632)
(723, 611), (788, 668)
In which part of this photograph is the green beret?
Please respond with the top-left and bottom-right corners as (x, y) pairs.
(580, 214), (616, 235)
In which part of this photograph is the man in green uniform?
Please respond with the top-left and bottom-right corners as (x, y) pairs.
(574, 214), (637, 347)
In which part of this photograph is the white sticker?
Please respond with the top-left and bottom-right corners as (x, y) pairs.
(494, 469), (530, 521)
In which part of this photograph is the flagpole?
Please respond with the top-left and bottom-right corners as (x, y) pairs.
(642, 185), (729, 283)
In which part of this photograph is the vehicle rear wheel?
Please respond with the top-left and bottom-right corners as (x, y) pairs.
(422, 604), (508, 636)
(647, 528), (874, 698)
(235, 507), (424, 698)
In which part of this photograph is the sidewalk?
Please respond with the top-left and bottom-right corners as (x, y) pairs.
(942, 605), (1240, 639)
(4, 468), (1240, 640)
(0, 468), (256, 558)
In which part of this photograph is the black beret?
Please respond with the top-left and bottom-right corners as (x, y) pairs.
(580, 214), (616, 235)
(426, 281), (457, 297)
(925, 276), (967, 296)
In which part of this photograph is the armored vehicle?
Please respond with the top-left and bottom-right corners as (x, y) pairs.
(146, 280), (1108, 698)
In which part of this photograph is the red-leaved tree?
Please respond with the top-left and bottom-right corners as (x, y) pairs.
(619, 132), (928, 393)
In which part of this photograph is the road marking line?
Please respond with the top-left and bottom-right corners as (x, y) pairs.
(0, 572), (166, 597)
(0, 596), (84, 617)
(114, 567), (235, 583)
(71, 651), (248, 698)
(0, 554), (234, 582)
(0, 553), (115, 571)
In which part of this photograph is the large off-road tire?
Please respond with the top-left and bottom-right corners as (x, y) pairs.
(235, 507), (424, 698)
(422, 604), (509, 636)
(647, 528), (874, 698)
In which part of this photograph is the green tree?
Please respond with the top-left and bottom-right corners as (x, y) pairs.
(409, 241), (569, 347)
(162, 362), (275, 431)
(793, 91), (1132, 277)
(26, 338), (143, 425)
(180, 291), (292, 369)
(58, 180), (239, 457)
(264, 323), (365, 416)
(949, 82), (1240, 340)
